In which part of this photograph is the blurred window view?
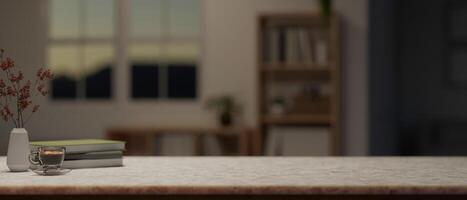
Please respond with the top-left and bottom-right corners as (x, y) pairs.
(49, 0), (114, 99)
(48, 0), (200, 100)
(129, 0), (200, 99)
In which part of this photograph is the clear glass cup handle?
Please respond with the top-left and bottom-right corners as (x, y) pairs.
(29, 151), (41, 166)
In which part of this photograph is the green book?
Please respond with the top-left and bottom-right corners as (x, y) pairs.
(65, 151), (123, 160)
(30, 139), (125, 154)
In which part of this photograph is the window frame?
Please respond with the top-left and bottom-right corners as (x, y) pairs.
(47, 0), (116, 101)
(46, 0), (203, 103)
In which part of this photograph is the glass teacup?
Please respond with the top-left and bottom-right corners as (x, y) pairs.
(29, 146), (66, 170)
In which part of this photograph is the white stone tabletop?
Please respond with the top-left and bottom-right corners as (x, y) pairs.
(0, 156), (466, 195)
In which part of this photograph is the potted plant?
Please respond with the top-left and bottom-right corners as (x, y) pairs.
(319, 0), (332, 27)
(315, 0), (332, 65)
(0, 49), (53, 172)
(205, 95), (240, 127)
(270, 96), (286, 115)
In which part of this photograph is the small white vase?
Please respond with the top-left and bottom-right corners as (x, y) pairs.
(6, 128), (30, 172)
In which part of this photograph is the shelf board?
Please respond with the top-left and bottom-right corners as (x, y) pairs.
(260, 64), (334, 72)
(261, 114), (331, 125)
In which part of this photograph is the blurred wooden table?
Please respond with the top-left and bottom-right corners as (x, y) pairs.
(106, 126), (257, 155)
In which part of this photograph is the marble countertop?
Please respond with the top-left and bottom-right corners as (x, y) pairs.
(0, 156), (466, 195)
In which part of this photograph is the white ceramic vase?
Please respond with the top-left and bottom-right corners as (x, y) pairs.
(6, 128), (30, 172)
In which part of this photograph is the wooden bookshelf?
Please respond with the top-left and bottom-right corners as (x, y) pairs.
(261, 114), (331, 125)
(255, 12), (341, 155)
(260, 64), (334, 72)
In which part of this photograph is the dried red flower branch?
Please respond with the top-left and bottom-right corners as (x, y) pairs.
(32, 105), (40, 113)
(38, 69), (53, 81)
(9, 70), (23, 83)
(0, 49), (53, 128)
(0, 57), (14, 71)
(0, 106), (13, 122)
(6, 86), (16, 97)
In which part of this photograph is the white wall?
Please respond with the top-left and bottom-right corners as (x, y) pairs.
(0, 0), (367, 156)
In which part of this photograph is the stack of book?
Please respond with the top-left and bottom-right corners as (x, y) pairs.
(30, 139), (125, 169)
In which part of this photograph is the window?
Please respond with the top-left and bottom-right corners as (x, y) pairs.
(48, 0), (201, 100)
(48, 0), (115, 99)
(129, 0), (200, 99)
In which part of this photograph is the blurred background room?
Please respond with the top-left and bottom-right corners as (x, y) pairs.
(1, 0), (464, 157)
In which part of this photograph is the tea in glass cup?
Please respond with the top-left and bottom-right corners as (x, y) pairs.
(29, 146), (65, 169)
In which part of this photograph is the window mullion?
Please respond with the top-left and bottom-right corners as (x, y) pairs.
(159, 0), (170, 99)
(78, 0), (86, 99)
(116, 0), (129, 105)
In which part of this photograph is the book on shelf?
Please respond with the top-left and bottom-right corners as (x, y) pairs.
(268, 27), (280, 64)
(262, 25), (317, 67)
(297, 28), (313, 65)
(30, 139), (125, 154)
(286, 28), (300, 65)
(314, 37), (328, 65)
(278, 27), (286, 63)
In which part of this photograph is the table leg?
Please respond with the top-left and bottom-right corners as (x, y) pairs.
(251, 128), (263, 155)
(238, 130), (249, 155)
(194, 134), (204, 156)
(144, 133), (156, 155)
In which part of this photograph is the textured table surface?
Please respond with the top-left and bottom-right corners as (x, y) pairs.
(0, 156), (467, 195)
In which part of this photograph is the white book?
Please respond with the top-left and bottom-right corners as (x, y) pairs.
(62, 158), (123, 169)
(315, 36), (328, 65)
(266, 126), (285, 156)
(297, 28), (313, 65)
